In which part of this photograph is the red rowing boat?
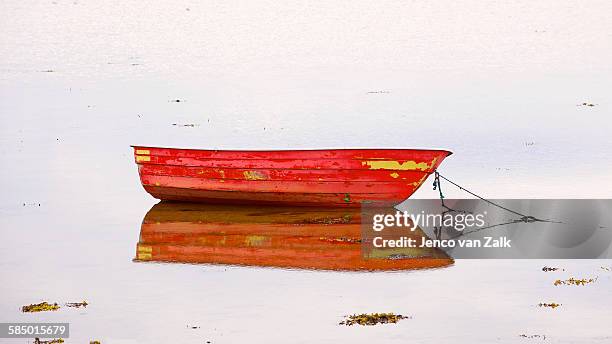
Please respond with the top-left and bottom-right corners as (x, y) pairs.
(132, 146), (451, 206)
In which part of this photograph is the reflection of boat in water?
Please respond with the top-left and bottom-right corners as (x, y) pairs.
(132, 147), (451, 206)
(134, 202), (452, 271)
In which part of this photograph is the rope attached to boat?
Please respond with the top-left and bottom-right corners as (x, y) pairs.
(432, 171), (546, 224)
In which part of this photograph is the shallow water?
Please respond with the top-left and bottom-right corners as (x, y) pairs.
(1, 0), (612, 343)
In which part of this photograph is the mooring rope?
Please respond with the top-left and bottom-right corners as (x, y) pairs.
(433, 171), (544, 224)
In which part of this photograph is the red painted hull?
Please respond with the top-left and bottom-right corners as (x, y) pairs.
(132, 146), (451, 206)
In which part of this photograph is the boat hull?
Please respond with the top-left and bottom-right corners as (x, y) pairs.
(132, 147), (451, 206)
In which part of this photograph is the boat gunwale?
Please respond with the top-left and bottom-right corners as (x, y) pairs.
(130, 145), (453, 156)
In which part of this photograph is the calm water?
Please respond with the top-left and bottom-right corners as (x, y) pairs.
(1, 1), (612, 343)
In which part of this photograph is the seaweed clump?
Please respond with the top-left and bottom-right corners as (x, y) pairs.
(90, 341), (101, 344)
(538, 302), (561, 309)
(66, 300), (88, 308)
(553, 277), (597, 286)
(339, 313), (409, 326)
(541, 266), (561, 272)
(22, 302), (60, 313)
(519, 334), (546, 340)
(34, 339), (64, 344)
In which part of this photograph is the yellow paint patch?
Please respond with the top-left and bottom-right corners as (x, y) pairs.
(135, 149), (150, 155)
(409, 174), (428, 187)
(390, 172), (400, 179)
(362, 159), (435, 172)
(136, 155), (151, 162)
(137, 252), (152, 260)
(243, 171), (267, 181)
(138, 245), (152, 253)
(245, 235), (268, 247)
(137, 245), (152, 260)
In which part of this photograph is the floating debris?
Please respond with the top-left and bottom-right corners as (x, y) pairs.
(601, 266), (611, 271)
(187, 325), (200, 329)
(554, 277), (597, 286)
(66, 300), (88, 308)
(519, 334), (546, 340)
(171, 123), (199, 127)
(90, 341), (101, 344)
(538, 302), (561, 309)
(40, 70), (55, 73)
(366, 90), (390, 94)
(170, 99), (184, 103)
(34, 338), (64, 344)
(577, 102), (596, 107)
(542, 266), (562, 272)
(339, 313), (409, 326)
(22, 302), (60, 313)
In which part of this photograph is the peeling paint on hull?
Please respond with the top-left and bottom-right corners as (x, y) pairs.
(133, 147), (451, 207)
(362, 158), (437, 171)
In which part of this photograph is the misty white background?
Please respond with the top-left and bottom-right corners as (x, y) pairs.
(1, 1), (611, 343)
